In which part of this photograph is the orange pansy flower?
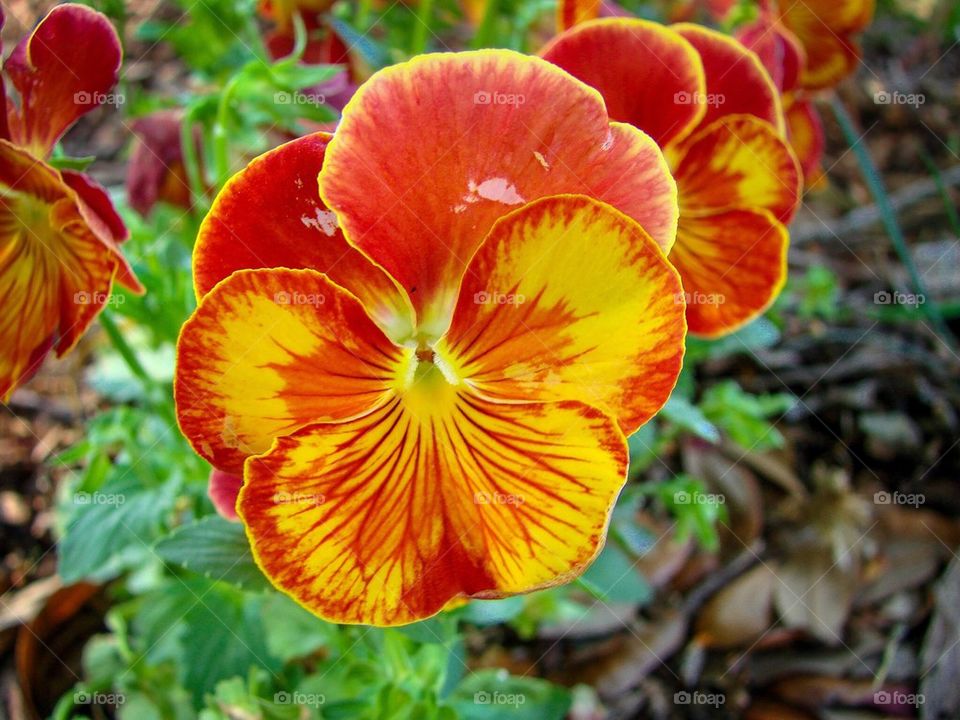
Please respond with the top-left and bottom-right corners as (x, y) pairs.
(0, 4), (142, 401)
(737, 14), (827, 187)
(175, 51), (687, 625)
(542, 19), (802, 337)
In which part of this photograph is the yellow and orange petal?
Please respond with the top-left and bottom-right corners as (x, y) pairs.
(4, 4), (122, 159)
(669, 209), (788, 337)
(672, 23), (784, 136)
(735, 14), (805, 95)
(540, 19), (706, 148)
(193, 133), (414, 342)
(440, 195), (685, 436)
(320, 50), (677, 339)
(779, 0), (874, 90)
(240, 392), (627, 625)
(557, 0), (601, 32)
(669, 114), (802, 224)
(0, 140), (132, 400)
(174, 268), (404, 475)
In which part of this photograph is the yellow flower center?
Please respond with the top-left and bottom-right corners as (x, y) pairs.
(395, 342), (462, 418)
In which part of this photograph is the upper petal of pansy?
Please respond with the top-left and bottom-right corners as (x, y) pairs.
(320, 50), (677, 339)
(174, 268), (404, 475)
(0, 141), (122, 399)
(194, 133), (415, 343)
(240, 391), (627, 626)
(557, 0), (601, 31)
(438, 195), (685, 437)
(735, 16), (805, 94)
(670, 208), (788, 337)
(779, 0), (874, 90)
(672, 23), (784, 135)
(540, 19), (706, 148)
(670, 114), (801, 224)
(5, 4), (122, 158)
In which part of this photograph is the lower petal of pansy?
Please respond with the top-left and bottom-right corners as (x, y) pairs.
(672, 23), (784, 134)
(438, 195), (685, 437)
(321, 50), (677, 338)
(194, 133), (415, 343)
(240, 391), (627, 626)
(670, 114), (801, 223)
(540, 18), (706, 148)
(669, 209), (788, 337)
(174, 268), (404, 475)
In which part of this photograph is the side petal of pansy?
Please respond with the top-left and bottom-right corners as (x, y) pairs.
(779, 0), (874, 90)
(672, 23), (784, 135)
(4, 3), (122, 158)
(174, 268), (405, 475)
(0, 141), (124, 399)
(438, 195), (685, 436)
(320, 50), (677, 338)
(209, 469), (243, 521)
(540, 18), (706, 148)
(240, 394), (627, 625)
(670, 208), (788, 337)
(785, 98), (826, 186)
(669, 114), (802, 224)
(193, 133), (415, 343)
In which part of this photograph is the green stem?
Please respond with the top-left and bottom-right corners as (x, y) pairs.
(180, 110), (204, 211)
(411, 0), (435, 55)
(830, 97), (957, 349)
(919, 149), (960, 237)
(471, 0), (500, 49)
(213, 77), (240, 189)
(356, 0), (373, 31)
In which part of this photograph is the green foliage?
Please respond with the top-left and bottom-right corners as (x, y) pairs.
(700, 380), (796, 451)
(639, 475), (728, 552)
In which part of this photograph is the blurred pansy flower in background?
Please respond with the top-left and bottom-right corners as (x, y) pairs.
(0, 4), (142, 401)
(542, 19), (802, 337)
(175, 51), (688, 625)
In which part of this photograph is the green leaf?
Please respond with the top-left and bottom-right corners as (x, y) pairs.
(154, 515), (270, 591)
(451, 669), (571, 720)
(579, 542), (651, 605)
(260, 594), (336, 662)
(660, 396), (721, 443)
